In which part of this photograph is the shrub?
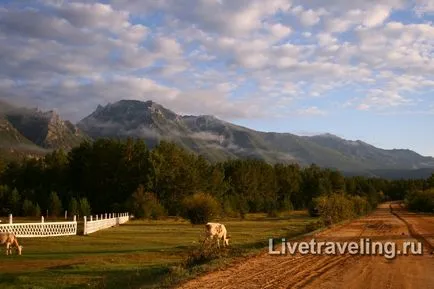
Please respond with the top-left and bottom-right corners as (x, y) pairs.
(34, 203), (41, 217)
(184, 241), (224, 268)
(313, 193), (356, 225)
(307, 201), (320, 217)
(131, 185), (166, 220)
(8, 188), (21, 215)
(79, 197), (92, 216)
(49, 191), (63, 217)
(22, 199), (35, 217)
(351, 195), (371, 216)
(264, 199), (279, 218)
(181, 192), (220, 225)
(68, 197), (79, 217)
(305, 220), (324, 232)
(221, 198), (239, 218)
(406, 189), (434, 212)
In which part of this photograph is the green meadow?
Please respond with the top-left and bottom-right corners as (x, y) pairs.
(0, 212), (316, 289)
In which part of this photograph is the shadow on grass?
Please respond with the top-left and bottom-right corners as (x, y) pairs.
(14, 247), (193, 259)
(0, 265), (172, 289)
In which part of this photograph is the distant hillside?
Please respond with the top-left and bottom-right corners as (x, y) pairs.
(0, 99), (88, 161)
(78, 99), (434, 173)
(0, 117), (46, 162)
(304, 134), (434, 170)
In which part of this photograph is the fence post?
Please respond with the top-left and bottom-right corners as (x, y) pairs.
(96, 215), (98, 221)
(90, 216), (93, 221)
(65, 210), (67, 220)
(9, 214), (12, 224)
(40, 215), (45, 236)
(73, 215), (76, 222)
(105, 213), (107, 219)
(83, 216), (87, 235)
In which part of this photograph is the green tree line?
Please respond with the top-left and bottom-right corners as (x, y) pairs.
(0, 139), (432, 218)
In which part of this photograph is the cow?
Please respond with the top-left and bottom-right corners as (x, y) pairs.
(204, 222), (230, 248)
(0, 232), (23, 255)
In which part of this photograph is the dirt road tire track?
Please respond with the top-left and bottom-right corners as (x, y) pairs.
(389, 203), (434, 254)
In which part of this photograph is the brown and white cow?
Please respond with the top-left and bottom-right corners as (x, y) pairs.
(204, 222), (230, 248)
(0, 232), (23, 255)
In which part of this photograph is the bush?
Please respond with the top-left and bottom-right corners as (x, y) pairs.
(307, 201), (320, 217)
(79, 197), (92, 216)
(8, 188), (21, 215)
(351, 195), (371, 216)
(313, 193), (356, 225)
(311, 193), (374, 225)
(221, 198), (239, 218)
(22, 199), (35, 217)
(34, 203), (41, 217)
(305, 220), (325, 232)
(131, 185), (166, 220)
(264, 199), (279, 218)
(181, 192), (220, 225)
(49, 191), (63, 217)
(406, 189), (434, 212)
(184, 242), (223, 268)
(68, 198), (79, 217)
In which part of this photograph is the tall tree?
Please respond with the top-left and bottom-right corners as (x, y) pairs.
(49, 191), (63, 217)
(68, 197), (79, 217)
(428, 174), (434, 189)
(79, 197), (91, 216)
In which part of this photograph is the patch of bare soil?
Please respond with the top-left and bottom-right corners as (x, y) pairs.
(177, 203), (434, 289)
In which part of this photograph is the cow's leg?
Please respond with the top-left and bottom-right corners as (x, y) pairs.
(5, 243), (10, 255)
(203, 234), (212, 247)
(217, 238), (220, 248)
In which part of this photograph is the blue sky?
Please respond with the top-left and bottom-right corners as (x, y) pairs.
(0, 0), (433, 156)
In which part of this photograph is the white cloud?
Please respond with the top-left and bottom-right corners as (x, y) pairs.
(0, 0), (433, 123)
(362, 5), (391, 27)
(268, 23), (292, 39)
(358, 89), (411, 110)
(414, 0), (434, 16)
(297, 106), (328, 116)
(291, 6), (325, 26)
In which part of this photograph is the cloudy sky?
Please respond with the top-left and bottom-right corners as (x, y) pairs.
(0, 0), (433, 156)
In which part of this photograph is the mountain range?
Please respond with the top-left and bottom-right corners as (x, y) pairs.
(1, 98), (433, 179)
(0, 99), (88, 161)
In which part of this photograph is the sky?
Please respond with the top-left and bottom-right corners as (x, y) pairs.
(0, 0), (433, 156)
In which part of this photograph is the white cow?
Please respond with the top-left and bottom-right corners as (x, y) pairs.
(204, 222), (230, 248)
(0, 232), (23, 255)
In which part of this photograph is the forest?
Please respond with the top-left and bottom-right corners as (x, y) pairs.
(0, 139), (433, 221)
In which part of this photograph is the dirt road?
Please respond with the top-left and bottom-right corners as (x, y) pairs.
(178, 203), (434, 289)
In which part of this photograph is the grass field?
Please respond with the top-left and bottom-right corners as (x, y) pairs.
(0, 212), (317, 289)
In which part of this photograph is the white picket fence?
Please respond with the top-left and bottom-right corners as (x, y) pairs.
(0, 215), (77, 238)
(0, 212), (130, 237)
(83, 213), (129, 235)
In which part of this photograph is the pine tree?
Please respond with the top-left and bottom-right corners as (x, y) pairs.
(68, 197), (79, 216)
(79, 198), (91, 216)
(49, 191), (63, 217)
(22, 199), (34, 217)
